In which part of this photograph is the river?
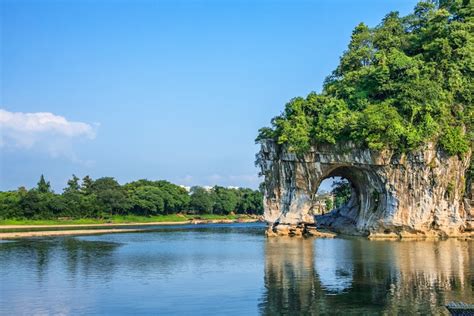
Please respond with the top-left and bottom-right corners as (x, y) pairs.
(0, 223), (472, 315)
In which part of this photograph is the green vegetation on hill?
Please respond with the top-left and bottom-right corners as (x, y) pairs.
(0, 175), (263, 221)
(257, 0), (473, 156)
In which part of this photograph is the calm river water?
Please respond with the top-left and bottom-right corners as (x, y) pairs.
(0, 223), (473, 315)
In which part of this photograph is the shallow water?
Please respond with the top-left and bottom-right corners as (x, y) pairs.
(0, 223), (472, 315)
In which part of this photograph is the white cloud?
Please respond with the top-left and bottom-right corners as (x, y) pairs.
(228, 174), (260, 183)
(203, 173), (261, 188)
(207, 173), (223, 182)
(0, 109), (97, 162)
(178, 174), (194, 184)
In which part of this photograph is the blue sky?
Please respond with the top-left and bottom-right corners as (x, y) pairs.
(1, 0), (419, 192)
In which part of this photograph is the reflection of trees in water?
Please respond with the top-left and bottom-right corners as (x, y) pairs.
(0, 238), (119, 283)
(0, 240), (56, 282)
(61, 238), (119, 282)
(260, 238), (474, 315)
(0, 228), (258, 286)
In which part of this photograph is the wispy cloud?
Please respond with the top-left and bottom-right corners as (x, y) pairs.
(178, 175), (194, 185)
(205, 173), (261, 188)
(228, 174), (260, 183)
(176, 173), (260, 189)
(0, 109), (97, 163)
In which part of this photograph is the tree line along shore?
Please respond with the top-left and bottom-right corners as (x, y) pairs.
(0, 175), (263, 226)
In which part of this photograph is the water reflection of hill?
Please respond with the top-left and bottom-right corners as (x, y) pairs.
(260, 238), (474, 315)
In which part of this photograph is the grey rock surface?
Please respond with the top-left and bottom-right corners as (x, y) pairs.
(257, 140), (473, 237)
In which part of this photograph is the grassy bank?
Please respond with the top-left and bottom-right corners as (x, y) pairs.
(0, 214), (256, 226)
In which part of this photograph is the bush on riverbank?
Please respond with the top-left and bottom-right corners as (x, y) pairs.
(0, 175), (263, 221)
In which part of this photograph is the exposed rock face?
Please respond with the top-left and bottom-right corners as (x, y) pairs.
(257, 140), (473, 237)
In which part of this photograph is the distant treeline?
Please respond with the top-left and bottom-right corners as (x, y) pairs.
(0, 175), (263, 219)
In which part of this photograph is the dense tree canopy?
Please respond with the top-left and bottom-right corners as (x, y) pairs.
(0, 175), (263, 220)
(257, 0), (473, 156)
(189, 186), (214, 213)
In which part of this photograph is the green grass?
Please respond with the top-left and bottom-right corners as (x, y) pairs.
(0, 214), (254, 226)
(0, 218), (104, 225)
(107, 214), (189, 223)
(0, 215), (186, 226)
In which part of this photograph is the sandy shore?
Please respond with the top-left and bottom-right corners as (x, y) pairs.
(0, 221), (191, 230)
(0, 219), (261, 239)
(0, 228), (153, 239)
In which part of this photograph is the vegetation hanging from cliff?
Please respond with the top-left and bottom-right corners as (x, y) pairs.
(257, 0), (473, 156)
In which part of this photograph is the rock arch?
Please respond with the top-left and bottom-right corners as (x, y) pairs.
(257, 140), (473, 237)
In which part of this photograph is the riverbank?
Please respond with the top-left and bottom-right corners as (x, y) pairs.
(0, 214), (262, 239)
(0, 214), (255, 226)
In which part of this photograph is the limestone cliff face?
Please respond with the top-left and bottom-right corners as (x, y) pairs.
(257, 140), (473, 237)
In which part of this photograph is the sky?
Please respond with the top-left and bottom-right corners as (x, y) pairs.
(1, 0), (419, 192)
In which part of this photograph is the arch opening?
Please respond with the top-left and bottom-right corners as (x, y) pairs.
(311, 166), (387, 234)
(314, 176), (354, 216)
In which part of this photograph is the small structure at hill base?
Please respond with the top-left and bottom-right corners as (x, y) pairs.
(257, 140), (474, 238)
